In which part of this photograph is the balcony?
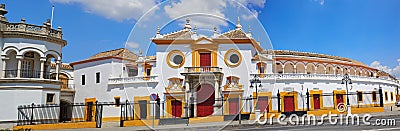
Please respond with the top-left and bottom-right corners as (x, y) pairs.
(181, 66), (223, 75)
(108, 75), (158, 85)
(250, 73), (400, 86)
(3, 70), (50, 79)
(61, 84), (75, 90)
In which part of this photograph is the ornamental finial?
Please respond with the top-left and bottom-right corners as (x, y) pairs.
(156, 26), (160, 34)
(235, 16), (242, 29)
(184, 17), (191, 29)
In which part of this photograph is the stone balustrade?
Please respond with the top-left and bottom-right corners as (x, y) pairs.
(108, 75), (158, 85)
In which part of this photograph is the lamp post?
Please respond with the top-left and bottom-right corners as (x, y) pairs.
(341, 73), (352, 115)
(250, 75), (262, 115)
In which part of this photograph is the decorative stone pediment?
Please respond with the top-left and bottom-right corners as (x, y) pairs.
(165, 77), (185, 93)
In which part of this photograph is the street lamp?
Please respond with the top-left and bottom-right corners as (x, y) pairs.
(341, 73), (352, 115)
(250, 75), (262, 109)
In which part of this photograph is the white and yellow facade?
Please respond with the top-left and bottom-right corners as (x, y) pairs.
(69, 17), (400, 123)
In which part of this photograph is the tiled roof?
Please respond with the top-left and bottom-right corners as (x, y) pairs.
(51, 63), (73, 70)
(271, 50), (367, 66)
(218, 29), (249, 39)
(159, 29), (192, 39)
(89, 48), (137, 61)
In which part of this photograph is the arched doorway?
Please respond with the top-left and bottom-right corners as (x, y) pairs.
(197, 84), (215, 117)
(59, 100), (72, 122)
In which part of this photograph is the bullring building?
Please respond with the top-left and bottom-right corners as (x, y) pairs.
(70, 18), (400, 121)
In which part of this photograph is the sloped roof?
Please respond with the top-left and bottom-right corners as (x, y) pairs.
(89, 48), (137, 61)
(271, 50), (367, 66)
(51, 63), (73, 70)
(218, 29), (249, 39)
(160, 29), (192, 39)
(71, 48), (138, 65)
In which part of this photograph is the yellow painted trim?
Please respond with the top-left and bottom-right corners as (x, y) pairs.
(133, 96), (151, 120)
(114, 96), (120, 107)
(224, 49), (242, 68)
(166, 50), (185, 68)
(189, 116), (224, 124)
(310, 90), (323, 110)
(123, 119), (159, 127)
(252, 92), (272, 112)
(13, 122), (96, 130)
(84, 98), (96, 122)
(165, 95), (185, 118)
(212, 50), (218, 66)
(333, 90), (347, 109)
(280, 91), (299, 112)
(224, 93), (243, 115)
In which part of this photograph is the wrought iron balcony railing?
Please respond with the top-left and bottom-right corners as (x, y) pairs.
(108, 75), (158, 85)
(3, 70), (51, 79)
(183, 66), (223, 74)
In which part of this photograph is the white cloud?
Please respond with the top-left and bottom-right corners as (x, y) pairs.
(370, 59), (400, 78)
(50, 0), (159, 22)
(126, 42), (139, 48)
(241, 10), (259, 20)
(236, 0), (266, 8)
(164, 0), (228, 28)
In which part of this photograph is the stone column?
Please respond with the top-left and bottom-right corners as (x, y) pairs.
(16, 56), (22, 78)
(214, 79), (222, 115)
(55, 60), (60, 80)
(2, 57), (7, 78)
(184, 80), (190, 117)
(314, 66), (318, 74)
(293, 65), (297, 74)
(39, 58), (46, 79)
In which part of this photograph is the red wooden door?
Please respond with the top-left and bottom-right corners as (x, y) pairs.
(336, 94), (344, 106)
(171, 100), (182, 118)
(228, 98), (239, 114)
(200, 53), (211, 66)
(258, 96), (269, 113)
(313, 94), (320, 110)
(197, 84), (215, 117)
(284, 96), (295, 112)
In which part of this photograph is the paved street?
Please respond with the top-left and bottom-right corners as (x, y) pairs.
(43, 107), (400, 131)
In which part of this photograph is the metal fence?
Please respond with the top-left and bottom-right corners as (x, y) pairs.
(17, 102), (109, 128)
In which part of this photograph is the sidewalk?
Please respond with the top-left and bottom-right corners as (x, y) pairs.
(52, 107), (400, 131)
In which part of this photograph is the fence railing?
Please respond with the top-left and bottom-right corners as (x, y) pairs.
(17, 91), (385, 127)
(184, 66), (223, 73)
(2, 70), (51, 79)
(108, 76), (158, 84)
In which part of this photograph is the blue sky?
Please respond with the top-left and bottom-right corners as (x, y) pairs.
(2, 0), (400, 77)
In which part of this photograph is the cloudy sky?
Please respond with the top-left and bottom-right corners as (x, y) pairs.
(2, 0), (400, 78)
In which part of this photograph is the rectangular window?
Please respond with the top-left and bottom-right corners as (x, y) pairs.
(114, 96), (120, 107)
(128, 68), (137, 77)
(372, 91), (377, 101)
(260, 66), (265, 74)
(385, 92), (388, 101)
(391, 92), (394, 101)
(357, 91), (363, 102)
(146, 69), (151, 76)
(96, 72), (100, 83)
(82, 74), (86, 85)
(46, 93), (55, 104)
